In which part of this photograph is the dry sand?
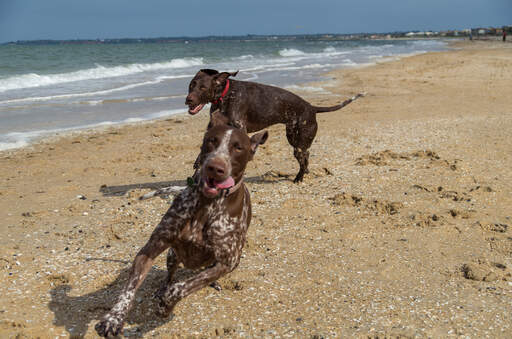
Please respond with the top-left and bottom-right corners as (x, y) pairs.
(1, 40), (511, 338)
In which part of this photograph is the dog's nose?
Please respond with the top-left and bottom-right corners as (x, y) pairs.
(206, 158), (227, 178)
(185, 96), (193, 105)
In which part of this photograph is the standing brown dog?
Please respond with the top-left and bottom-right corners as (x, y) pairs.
(186, 69), (363, 182)
(95, 115), (268, 337)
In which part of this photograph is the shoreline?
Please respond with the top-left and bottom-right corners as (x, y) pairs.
(0, 39), (450, 153)
(1, 40), (512, 338)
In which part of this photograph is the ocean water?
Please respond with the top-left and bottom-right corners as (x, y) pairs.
(0, 38), (447, 150)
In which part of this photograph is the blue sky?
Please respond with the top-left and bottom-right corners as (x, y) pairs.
(1, 0), (510, 42)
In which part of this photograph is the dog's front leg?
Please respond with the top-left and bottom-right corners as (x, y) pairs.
(95, 226), (171, 337)
(96, 188), (197, 337)
(156, 262), (230, 318)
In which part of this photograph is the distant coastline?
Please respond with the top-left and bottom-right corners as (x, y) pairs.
(3, 24), (510, 45)
(0, 32), (453, 46)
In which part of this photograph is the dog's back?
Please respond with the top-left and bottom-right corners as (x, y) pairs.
(221, 79), (311, 132)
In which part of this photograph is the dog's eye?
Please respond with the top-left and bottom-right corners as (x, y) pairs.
(200, 86), (206, 90)
(233, 142), (243, 151)
(208, 137), (216, 144)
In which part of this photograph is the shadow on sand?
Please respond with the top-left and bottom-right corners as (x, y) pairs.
(99, 179), (188, 197)
(99, 174), (293, 197)
(48, 259), (201, 338)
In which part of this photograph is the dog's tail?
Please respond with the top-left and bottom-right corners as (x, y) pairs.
(313, 92), (365, 113)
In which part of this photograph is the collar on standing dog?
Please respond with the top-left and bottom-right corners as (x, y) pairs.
(212, 79), (230, 105)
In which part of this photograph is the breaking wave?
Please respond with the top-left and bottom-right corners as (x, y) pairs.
(279, 48), (306, 57)
(0, 57), (204, 93)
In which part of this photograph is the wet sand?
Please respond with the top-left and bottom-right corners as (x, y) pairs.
(1, 40), (512, 338)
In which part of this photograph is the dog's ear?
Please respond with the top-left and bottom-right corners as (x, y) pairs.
(208, 109), (230, 129)
(249, 130), (268, 157)
(200, 69), (219, 76)
(213, 71), (238, 86)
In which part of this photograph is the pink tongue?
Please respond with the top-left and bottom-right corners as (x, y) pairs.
(190, 103), (204, 114)
(214, 176), (235, 189)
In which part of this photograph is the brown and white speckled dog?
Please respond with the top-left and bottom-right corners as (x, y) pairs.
(95, 116), (268, 337)
(186, 69), (364, 182)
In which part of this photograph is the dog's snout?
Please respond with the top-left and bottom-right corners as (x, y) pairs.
(207, 165), (225, 176)
(206, 158), (227, 178)
(185, 96), (193, 105)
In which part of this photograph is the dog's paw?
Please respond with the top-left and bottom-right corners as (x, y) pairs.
(95, 315), (124, 337)
(155, 297), (176, 319)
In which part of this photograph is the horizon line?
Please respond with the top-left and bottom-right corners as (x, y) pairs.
(5, 24), (511, 45)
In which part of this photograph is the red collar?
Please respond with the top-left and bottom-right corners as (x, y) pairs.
(212, 79), (230, 105)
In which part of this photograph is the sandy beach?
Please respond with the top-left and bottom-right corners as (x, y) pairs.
(1, 40), (512, 338)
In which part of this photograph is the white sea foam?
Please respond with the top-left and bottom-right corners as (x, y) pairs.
(323, 50), (351, 57)
(241, 62), (296, 72)
(146, 108), (190, 119)
(277, 47), (350, 60)
(408, 39), (446, 48)
(233, 54), (255, 60)
(0, 75), (192, 105)
(279, 48), (306, 57)
(285, 85), (329, 93)
(0, 108), (188, 151)
(0, 81), (156, 104)
(341, 59), (358, 66)
(0, 138), (30, 151)
(242, 62), (325, 74)
(0, 58), (203, 93)
(78, 94), (186, 106)
(123, 117), (144, 123)
(148, 95), (186, 101)
(155, 74), (194, 81)
(265, 63), (326, 72)
(85, 100), (103, 106)
(0, 130), (48, 151)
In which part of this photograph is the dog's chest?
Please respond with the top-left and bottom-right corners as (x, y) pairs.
(177, 197), (245, 244)
(205, 199), (246, 246)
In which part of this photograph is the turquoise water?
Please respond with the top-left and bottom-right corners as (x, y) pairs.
(0, 38), (447, 150)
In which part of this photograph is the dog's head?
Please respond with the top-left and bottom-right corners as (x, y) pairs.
(199, 111), (268, 198)
(185, 69), (238, 115)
